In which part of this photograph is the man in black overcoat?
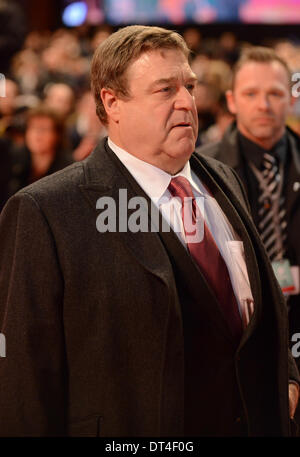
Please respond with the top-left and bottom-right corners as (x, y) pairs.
(0, 27), (299, 437)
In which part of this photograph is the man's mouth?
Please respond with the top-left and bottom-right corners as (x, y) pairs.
(172, 122), (192, 128)
(254, 117), (274, 123)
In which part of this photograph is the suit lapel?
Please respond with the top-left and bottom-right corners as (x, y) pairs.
(191, 153), (263, 345)
(216, 124), (241, 169)
(216, 124), (252, 192)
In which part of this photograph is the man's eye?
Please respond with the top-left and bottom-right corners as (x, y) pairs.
(186, 84), (195, 92)
(160, 87), (171, 93)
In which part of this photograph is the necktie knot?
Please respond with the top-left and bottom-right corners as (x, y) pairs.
(261, 152), (279, 172)
(168, 176), (198, 229)
(168, 176), (194, 202)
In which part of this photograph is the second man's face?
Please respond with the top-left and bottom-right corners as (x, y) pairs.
(226, 61), (292, 149)
(113, 48), (199, 175)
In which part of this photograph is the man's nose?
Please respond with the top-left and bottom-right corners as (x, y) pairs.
(174, 86), (195, 111)
(257, 93), (270, 110)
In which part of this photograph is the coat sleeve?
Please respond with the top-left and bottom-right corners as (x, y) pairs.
(0, 192), (67, 436)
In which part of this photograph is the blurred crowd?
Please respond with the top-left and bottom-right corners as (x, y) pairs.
(1, 24), (300, 211)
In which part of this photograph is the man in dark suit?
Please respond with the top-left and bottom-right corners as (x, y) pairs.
(197, 47), (300, 423)
(0, 27), (299, 437)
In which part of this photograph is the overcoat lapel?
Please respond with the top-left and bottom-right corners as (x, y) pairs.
(191, 153), (263, 347)
(78, 140), (173, 289)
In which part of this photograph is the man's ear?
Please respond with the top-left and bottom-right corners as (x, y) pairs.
(100, 88), (120, 122)
(225, 89), (237, 115)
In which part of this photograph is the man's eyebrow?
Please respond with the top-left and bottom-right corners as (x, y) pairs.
(240, 84), (285, 91)
(149, 77), (176, 89)
(240, 86), (258, 90)
(149, 75), (198, 90)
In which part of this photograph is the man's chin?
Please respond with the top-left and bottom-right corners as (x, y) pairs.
(251, 124), (276, 136)
(170, 141), (195, 162)
(247, 126), (276, 141)
(172, 136), (195, 153)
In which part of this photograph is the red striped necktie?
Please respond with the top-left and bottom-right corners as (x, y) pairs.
(168, 176), (243, 343)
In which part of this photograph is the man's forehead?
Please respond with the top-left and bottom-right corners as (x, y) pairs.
(127, 48), (195, 81)
(235, 61), (290, 88)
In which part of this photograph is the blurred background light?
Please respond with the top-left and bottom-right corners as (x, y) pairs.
(62, 1), (88, 27)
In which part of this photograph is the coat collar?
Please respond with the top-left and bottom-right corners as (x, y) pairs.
(217, 123), (241, 169)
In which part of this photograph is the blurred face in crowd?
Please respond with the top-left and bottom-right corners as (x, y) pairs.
(226, 61), (292, 149)
(101, 48), (198, 175)
(45, 84), (74, 118)
(26, 116), (58, 156)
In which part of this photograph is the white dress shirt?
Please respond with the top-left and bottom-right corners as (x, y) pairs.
(108, 137), (254, 326)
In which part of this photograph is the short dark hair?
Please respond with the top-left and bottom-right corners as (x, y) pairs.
(232, 46), (291, 88)
(91, 25), (190, 125)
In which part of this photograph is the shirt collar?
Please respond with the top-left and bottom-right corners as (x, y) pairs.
(172, 161), (207, 198)
(238, 131), (288, 169)
(108, 137), (206, 201)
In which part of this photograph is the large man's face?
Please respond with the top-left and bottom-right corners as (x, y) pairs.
(226, 61), (292, 149)
(107, 48), (198, 174)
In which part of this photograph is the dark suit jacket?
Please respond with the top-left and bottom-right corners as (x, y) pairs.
(197, 124), (300, 356)
(0, 138), (298, 436)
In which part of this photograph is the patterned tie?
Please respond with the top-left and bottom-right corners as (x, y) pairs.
(258, 153), (287, 261)
(168, 176), (243, 342)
